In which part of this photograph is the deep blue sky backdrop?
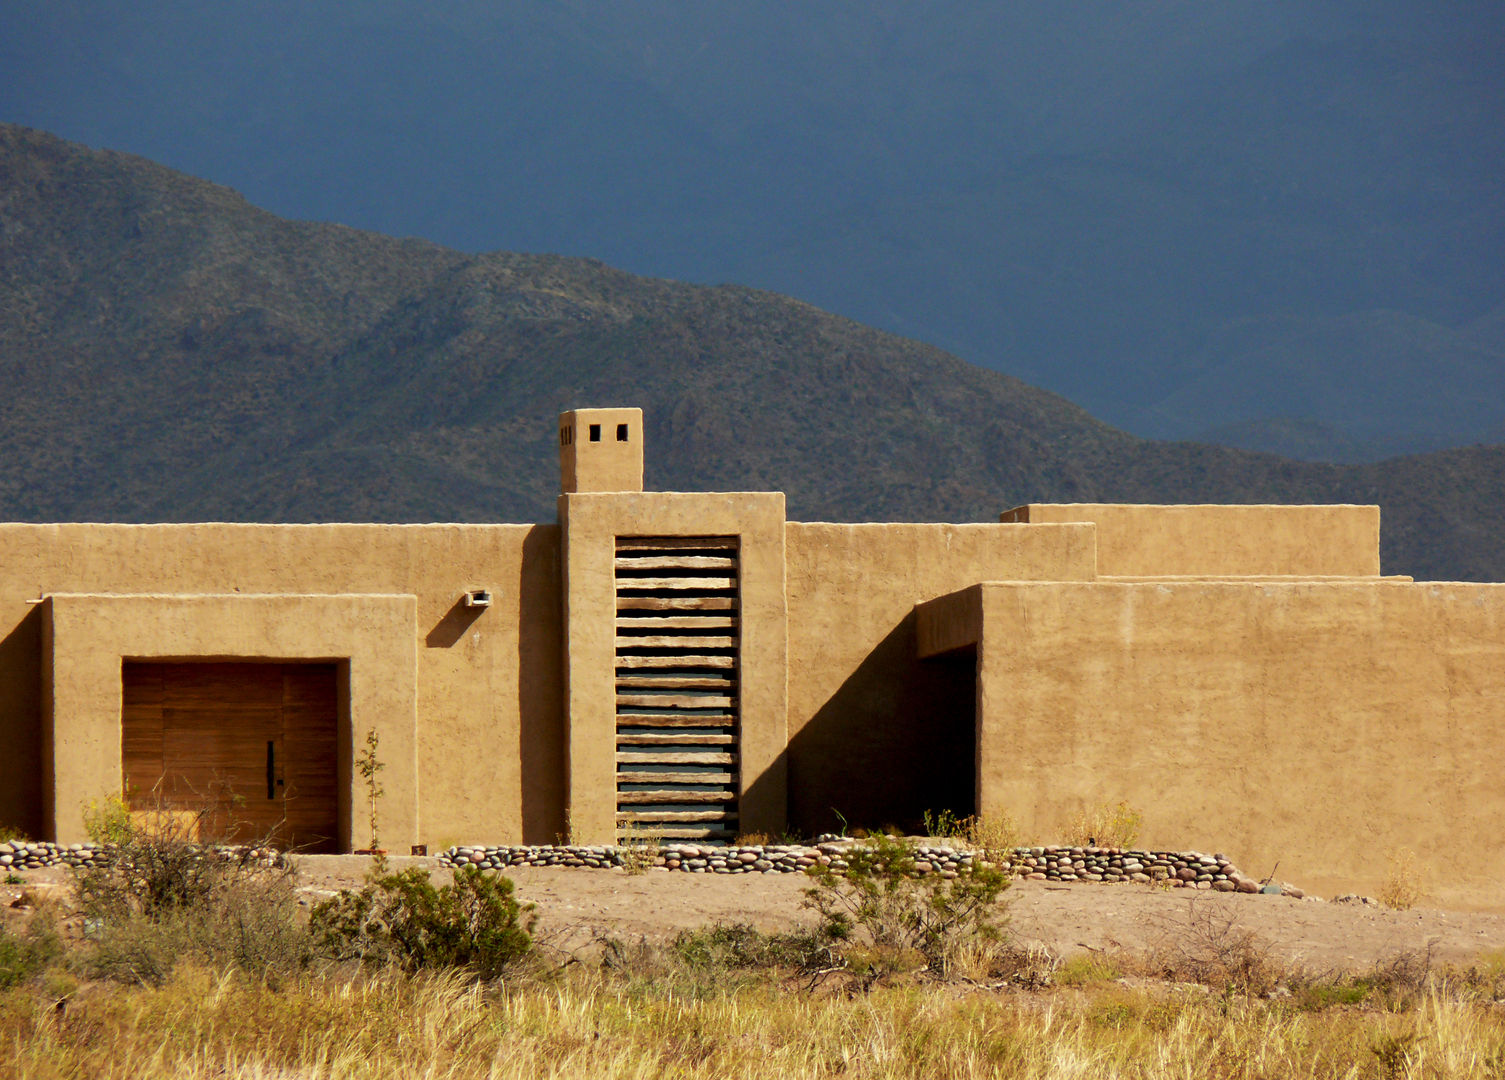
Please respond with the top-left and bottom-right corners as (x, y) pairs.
(3, 1), (1503, 459)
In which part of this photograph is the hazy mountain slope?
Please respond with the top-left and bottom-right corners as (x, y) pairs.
(4, 3), (1501, 460)
(1, 124), (1501, 581)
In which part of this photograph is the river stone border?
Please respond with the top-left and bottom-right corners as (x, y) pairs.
(0, 840), (281, 871)
(1, 838), (1298, 898)
(438, 842), (1301, 897)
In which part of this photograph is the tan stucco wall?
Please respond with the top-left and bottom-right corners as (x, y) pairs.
(784, 523), (1096, 834)
(560, 408), (645, 494)
(921, 580), (1505, 909)
(1001, 504), (1381, 578)
(44, 593), (417, 848)
(560, 492), (788, 843)
(0, 524), (563, 848)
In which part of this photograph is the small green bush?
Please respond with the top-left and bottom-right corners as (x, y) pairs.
(312, 865), (535, 980)
(0, 918), (63, 988)
(81, 794), (135, 847)
(803, 834), (1011, 978)
(1055, 952), (1122, 986)
(673, 922), (833, 973)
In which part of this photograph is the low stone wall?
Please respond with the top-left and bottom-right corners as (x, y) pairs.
(2, 838), (1297, 898)
(0, 840), (281, 871)
(438, 842), (1300, 895)
(0, 841), (111, 870)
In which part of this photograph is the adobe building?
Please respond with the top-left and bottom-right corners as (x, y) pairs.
(1, 407), (1502, 907)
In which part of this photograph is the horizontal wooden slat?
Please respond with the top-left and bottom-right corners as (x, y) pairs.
(615, 713), (736, 727)
(616, 675), (734, 690)
(616, 790), (736, 804)
(615, 555), (736, 571)
(619, 810), (737, 823)
(619, 826), (737, 840)
(616, 596), (737, 611)
(617, 693), (735, 709)
(615, 654), (736, 670)
(616, 636), (736, 650)
(617, 751), (735, 765)
(613, 576), (736, 591)
(617, 733), (736, 746)
(616, 536), (737, 551)
(616, 615), (736, 630)
(617, 770), (735, 784)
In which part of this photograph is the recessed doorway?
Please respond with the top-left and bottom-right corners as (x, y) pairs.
(121, 661), (340, 852)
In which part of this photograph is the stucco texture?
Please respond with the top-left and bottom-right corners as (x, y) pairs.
(0, 523), (562, 849)
(44, 592), (416, 848)
(1002, 504), (1381, 578)
(920, 580), (1505, 909)
(560, 491), (788, 843)
(783, 522), (1095, 835)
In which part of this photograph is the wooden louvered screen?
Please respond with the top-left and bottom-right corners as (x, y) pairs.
(615, 536), (740, 841)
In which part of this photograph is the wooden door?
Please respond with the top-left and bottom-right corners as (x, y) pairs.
(122, 662), (339, 851)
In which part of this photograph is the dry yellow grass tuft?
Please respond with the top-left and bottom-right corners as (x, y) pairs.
(1380, 848), (1431, 911)
(1065, 800), (1144, 849)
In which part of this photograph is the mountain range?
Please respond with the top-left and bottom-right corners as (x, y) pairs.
(1, 123), (1501, 581)
(4, 3), (1501, 460)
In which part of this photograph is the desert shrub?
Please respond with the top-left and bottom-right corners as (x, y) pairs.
(1065, 799), (1143, 849)
(1055, 951), (1122, 987)
(1379, 848), (1429, 911)
(1147, 899), (1276, 993)
(672, 922), (834, 973)
(0, 918), (63, 988)
(312, 865), (535, 980)
(72, 806), (262, 922)
(82, 872), (312, 986)
(0, 824), (30, 843)
(81, 793), (134, 847)
(802, 833), (1011, 978)
(72, 805), (310, 984)
(1292, 976), (1373, 1012)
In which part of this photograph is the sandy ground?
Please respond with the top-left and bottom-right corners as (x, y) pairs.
(11, 855), (1505, 974)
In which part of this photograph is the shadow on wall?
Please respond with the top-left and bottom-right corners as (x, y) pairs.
(425, 598), (485, 648)
(0, 606), (43, 838)
(786, 613), (975, 837)
(517, 525), (565, 844)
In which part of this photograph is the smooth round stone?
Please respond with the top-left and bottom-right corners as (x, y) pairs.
(1237, 879), (1261, 894)
(1213, 880), (1237, 892)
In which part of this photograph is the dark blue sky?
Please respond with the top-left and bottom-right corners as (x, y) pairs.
(3, 2), (1503, 458)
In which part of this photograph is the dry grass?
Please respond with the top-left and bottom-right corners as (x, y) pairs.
(614, 820), (664, 876)
(1380, 848), (1431, 911)
(1064, 800), (1144, 850)
(5, 961), (1505, 1079)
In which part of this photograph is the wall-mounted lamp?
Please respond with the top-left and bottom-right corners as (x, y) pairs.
(464, 589), (492, 608)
